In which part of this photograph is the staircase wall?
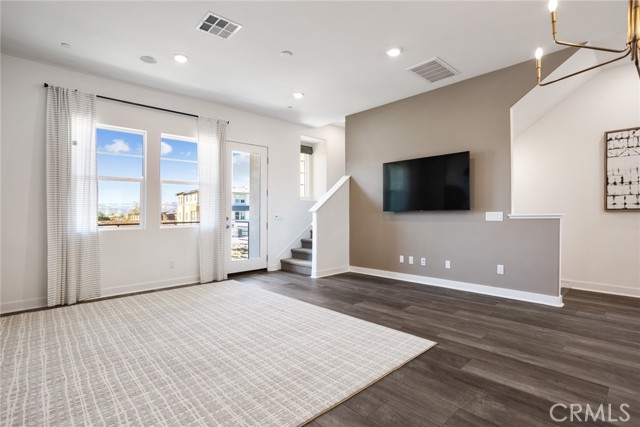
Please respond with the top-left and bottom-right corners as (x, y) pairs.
(311, 176), (350, 278)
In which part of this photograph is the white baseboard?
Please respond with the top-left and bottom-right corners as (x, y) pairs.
(562, 279), (639, 298)
(1, 276), (201, 315)
(349, 266), (564, 307)
(101, 276), (200, 298)
(267, 263), (280, 272)
(312, 265), (350, 279)
(1, 296), (48, 314)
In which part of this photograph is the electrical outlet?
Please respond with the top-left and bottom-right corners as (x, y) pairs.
(421, 257), (426, 266)
(408, 256), (414, 265)
(445, 260), (451, 269)
(485, 212), (504, 222)
(399, 255), (404, 263)
(497, 264), (504, 275)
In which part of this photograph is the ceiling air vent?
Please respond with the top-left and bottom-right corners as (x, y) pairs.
(196, 12), (242, 40)
(408, 57), (459, 83)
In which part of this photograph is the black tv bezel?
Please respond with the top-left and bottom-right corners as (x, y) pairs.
(382, 151), (470, 213)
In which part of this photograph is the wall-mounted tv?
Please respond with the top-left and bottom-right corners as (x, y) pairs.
(383, 151), (470, 212)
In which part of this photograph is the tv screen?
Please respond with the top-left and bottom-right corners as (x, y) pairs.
(383, 151), (470, 212)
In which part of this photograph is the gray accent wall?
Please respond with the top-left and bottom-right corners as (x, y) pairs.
(346, 51), (572, 297)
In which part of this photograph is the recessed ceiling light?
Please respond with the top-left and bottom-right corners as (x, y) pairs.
(292, 92), (304, 100)
(280, 50), (293, 57)
(140, 55), (158, 64)
(60, 42), (71, 48)
(174, 54), (189, 63)
(385, 47), (403, 57)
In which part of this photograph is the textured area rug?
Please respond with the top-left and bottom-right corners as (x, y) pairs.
(1, 280), (435, 426)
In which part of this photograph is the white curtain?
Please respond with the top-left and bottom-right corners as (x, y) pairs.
(46, 86), (101, 306)
(198, 117), (228, 283)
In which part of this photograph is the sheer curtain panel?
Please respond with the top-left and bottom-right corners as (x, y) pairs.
(198, 117), (228, 283)
(46, 86), (101, 306)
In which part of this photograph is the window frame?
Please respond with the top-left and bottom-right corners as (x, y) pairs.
(96, 124), (147, 231)
(160, 133), (199, 228)
(300, 150), (312, 200)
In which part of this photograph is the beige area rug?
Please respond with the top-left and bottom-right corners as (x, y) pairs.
(1, 280), (435, 426)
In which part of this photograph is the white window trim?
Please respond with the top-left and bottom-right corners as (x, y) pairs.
(160, 133), (199, 228)
(96, 124), (147, 231)
(300, 151), (312, 201)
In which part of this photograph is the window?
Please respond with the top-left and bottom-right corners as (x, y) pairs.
(97, 126), (145, 228)
(300, 145), (313, 199)
(160, 134), (199, 226)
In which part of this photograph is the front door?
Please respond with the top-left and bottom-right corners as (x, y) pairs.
(226, 141), (268, 274)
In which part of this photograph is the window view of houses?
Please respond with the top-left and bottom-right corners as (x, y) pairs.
(96, 127), (144, 227)
(96, 127), (252, 259)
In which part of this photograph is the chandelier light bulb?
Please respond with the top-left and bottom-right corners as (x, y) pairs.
(535, 48), (544, 60)
(548, 0), (558, 13)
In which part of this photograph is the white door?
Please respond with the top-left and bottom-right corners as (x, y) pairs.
(226, 142), (268, 274)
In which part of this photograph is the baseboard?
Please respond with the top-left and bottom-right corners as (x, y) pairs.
(1, 296), (48, 314)
(311, 265), (350, 279)
(1, 276), (201, 315)
(562, 279), (639, 298)
(101, 276), (201, 298)
(349, 266), (564, 307)
(267, 262), (280, 272)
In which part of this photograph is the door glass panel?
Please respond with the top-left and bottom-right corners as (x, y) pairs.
(231, 150), (261, 260)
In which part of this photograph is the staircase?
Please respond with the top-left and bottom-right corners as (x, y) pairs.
(280, 237), (312, 276)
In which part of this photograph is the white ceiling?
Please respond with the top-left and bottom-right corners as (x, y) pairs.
(0, 1), (629, 128)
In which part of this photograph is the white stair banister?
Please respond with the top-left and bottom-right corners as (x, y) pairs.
(309, 176), (351, 278)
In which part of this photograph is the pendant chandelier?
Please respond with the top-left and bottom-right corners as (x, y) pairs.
(535, 0), (639, 86)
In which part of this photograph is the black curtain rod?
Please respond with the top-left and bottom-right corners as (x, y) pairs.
(43, 83), (229, 124)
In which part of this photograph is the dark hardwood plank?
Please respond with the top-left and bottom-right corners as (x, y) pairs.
(232, 271), (640, 427)
(313, 404), (378, 427)
(344, 389), (388, 417)
(443, 410), (501, 427)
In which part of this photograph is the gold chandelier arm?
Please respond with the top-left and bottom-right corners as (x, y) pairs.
(552, 38), (630, 54)
(550, 10), (630, 54)
(538, 47), (632, 86)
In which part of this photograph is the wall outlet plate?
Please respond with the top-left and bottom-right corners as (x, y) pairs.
(497, 264), (504, 275)
(408, 256), (414, 264)
(399, 255), (404, 263)
(421, 257), (426, 266)
(445, 260), (451, 269)
(485, 211), (504, 221)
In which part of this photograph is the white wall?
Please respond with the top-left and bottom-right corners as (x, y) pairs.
(311, 176), (350, 278)
(304, 125), (346, 188)
(0, 53), (345, 312)
(513, 65), (640, 297)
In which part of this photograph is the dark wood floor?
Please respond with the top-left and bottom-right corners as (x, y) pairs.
(232, 270), (640, 427)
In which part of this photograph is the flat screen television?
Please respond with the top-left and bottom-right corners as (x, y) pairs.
(383, 151), (470, 212)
